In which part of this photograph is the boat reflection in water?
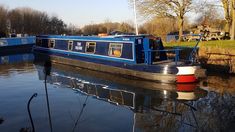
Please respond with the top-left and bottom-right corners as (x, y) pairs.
(34, 57), (207, 131)
(0, 53), (34, 76)
(0, 53), (34, 65)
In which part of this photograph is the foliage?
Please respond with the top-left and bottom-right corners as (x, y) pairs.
(0, 5), (135, 36)
(0, 6), (8, 37)
(132, 0), (194, 41)
(82, 22), (134, 35)
(141, 17), (178, 41)
(194, 3), (225, 30)
(0, 6), (67, 36)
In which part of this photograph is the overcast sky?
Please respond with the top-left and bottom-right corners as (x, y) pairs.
(0, 0), (134, 27)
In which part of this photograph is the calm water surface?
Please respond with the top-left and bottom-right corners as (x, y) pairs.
(0, 53), (235, 132)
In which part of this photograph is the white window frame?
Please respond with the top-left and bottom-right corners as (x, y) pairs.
(48, 39), (55, 48)
(68, 40), (73, 51)
(108, 43), (123, 57)
(85, 42), (96, 54)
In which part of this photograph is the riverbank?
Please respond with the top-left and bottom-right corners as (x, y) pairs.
(164, 40), (235, 74)
(199, 46), (235, 74)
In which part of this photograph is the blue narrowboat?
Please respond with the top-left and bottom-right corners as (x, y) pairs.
(33, 35), (204, 83)
(0, 36), (35, 54)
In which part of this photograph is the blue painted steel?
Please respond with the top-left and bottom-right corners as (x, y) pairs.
(0, 37), (35, 47)
(143, 38), (151, 65)
(175, 48), (180, 65)
(142, 49), (182, 65)
(142, 38), (167, 65)
(34, 35), (180, 74)
(38, 35), (135, 43)
(34, 49), (178, 74)
(37, 35), (172, 65)
(36, 47), (135, 64)
(135, 38), (144, 63)
(36, 37), (135, 63)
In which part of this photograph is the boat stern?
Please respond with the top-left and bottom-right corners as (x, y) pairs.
(176, 66), (200, 83)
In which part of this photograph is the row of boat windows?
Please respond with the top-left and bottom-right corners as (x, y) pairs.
(47, 39), (123, 58)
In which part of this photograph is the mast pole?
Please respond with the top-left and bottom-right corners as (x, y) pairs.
(133, 0), (139, 35)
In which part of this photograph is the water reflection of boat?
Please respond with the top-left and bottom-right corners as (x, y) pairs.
(35, 60), (208, 131)
(35, 61), (207, 108)
(176, 84), (207, 101)
(0, 53), (34, 65)
(34, 53), (193, 91)
(0, 53), (34, 75)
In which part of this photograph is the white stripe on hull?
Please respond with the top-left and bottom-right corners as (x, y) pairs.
(176, 66), (200, 75)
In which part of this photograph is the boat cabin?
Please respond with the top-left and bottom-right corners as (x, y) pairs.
(35, 35), (170, 65)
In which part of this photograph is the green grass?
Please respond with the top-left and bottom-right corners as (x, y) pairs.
(164, 40), (235, 49)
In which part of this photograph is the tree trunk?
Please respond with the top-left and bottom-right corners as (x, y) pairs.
(231, 0), (235, 40)
(178, 16), (184, 42)
(225, 20), (231, 33)
(222, 0), (231, 33)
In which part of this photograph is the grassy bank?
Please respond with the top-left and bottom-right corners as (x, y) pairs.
(164, 40), (235, 49)
(164, 40), (235, 74)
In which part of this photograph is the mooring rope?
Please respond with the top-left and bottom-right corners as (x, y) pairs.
(27, 93), (38, 132)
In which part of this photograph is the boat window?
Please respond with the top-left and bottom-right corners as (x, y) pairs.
(36, 38), (42, 46)
(109, 43), (123, 57)
(48, 39), (55, 48)
(86, 42), (96, 53)
(68, 40), (73, 51)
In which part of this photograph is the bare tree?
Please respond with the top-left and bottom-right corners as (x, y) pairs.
(8, 9), (23, 34)
(231, 0), (235, 40)
(8, 7), (67, 35)
(221, 0), (232, 33)
(220, 0), (235, 40)
(131, 0), (193, 41)
(142, 17), (178, 41)
(195, 3), (224, 29)
(103, 21), (121, 34)
(0, 5), (8, 37)
(118, 22), (134, 33)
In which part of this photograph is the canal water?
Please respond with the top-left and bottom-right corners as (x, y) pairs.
(0, 52), (235, 132)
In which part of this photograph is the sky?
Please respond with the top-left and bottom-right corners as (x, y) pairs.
(0, 0), (134, 27)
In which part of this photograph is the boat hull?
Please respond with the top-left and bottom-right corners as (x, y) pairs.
(34, 51), (177, 83)
(176, 75), (197, 83)
(33, 49), (204, 84)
